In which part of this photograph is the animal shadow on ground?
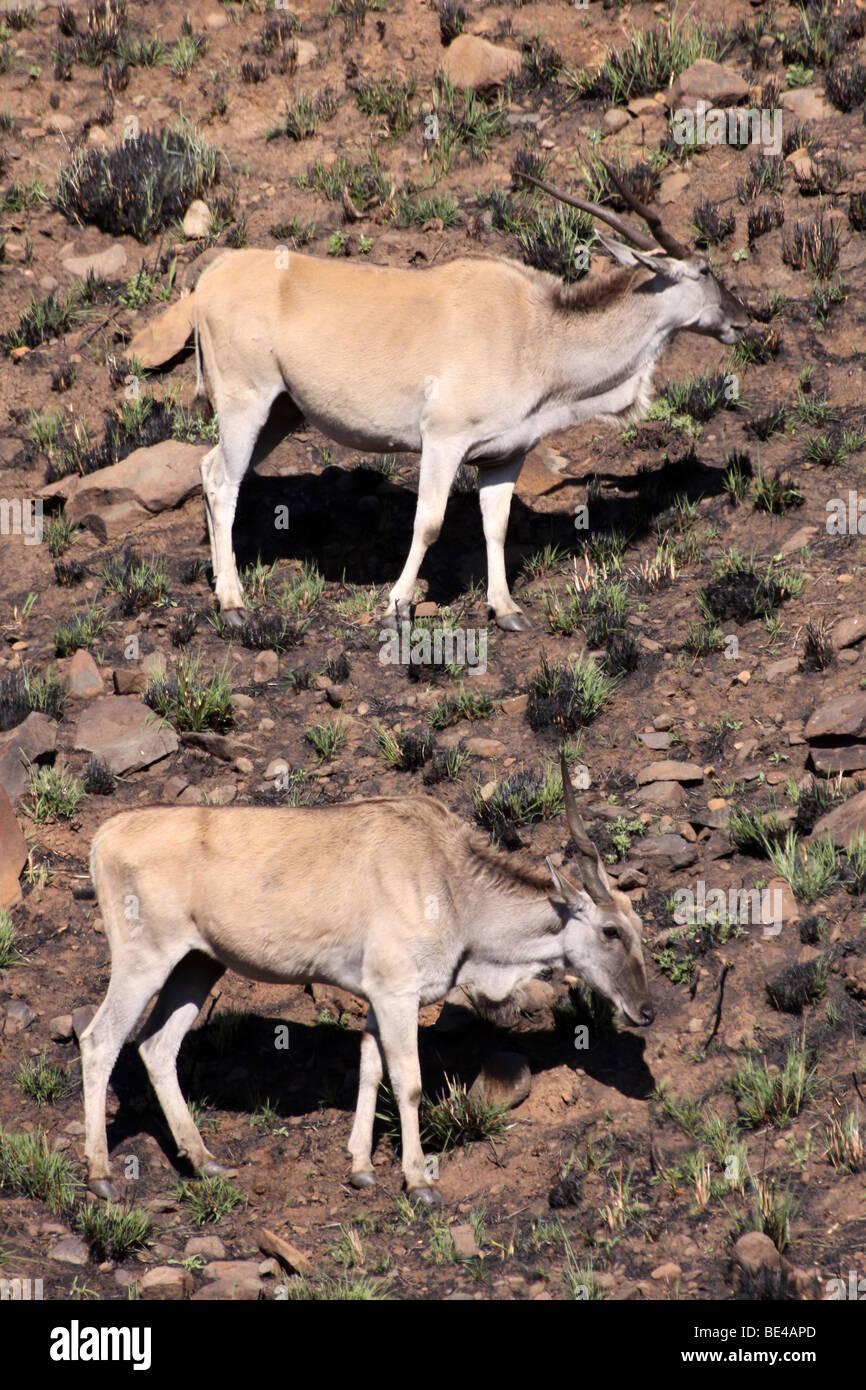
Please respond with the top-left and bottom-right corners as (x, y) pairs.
(228, 403), (727, 611)
(100, 1006), (655, 1181)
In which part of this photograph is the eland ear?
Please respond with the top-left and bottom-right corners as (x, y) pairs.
(545, 856), (587, 911)
(595, 232), (641, 267)
(596, 232), (684, 281)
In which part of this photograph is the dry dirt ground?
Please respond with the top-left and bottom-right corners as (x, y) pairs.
(0, 0), (865, 1305)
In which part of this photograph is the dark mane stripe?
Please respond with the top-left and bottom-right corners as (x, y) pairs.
(553, 266), (640, 313)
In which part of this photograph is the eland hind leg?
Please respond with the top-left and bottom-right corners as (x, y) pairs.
(384, 440), (464, 623)
(347, 1006), (383, 1190)
(369, 992), (440, 1204)
(80, 959), (175, 1201)
(137, 952), (227, 1178)
(478, 456), (531, 631)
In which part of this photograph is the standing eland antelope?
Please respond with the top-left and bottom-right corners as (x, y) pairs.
(80, 756), (653, 1205)
(193, 165), (748, 632)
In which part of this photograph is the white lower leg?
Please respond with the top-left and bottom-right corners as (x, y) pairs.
(387, 443), (462, 616)
(348, 1016), (383, 1180)
(478, 459), (526, 623)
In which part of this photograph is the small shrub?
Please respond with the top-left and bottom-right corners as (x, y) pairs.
(428, 685), (497, 730)
(473, 764), (563, 845)
(518, 205), (594, 283)
(55, 123), (221, 241)
(16, 1053), (74, 1105)
(418, 1078), (511, 1152)
(144, 653), (233, 732)
(0, 1128), (79, 1212)
(304, 719), (347, 762)
(25, 765), (87, 823)
(737, 153), (783, 202)
(75, 1203), (151, 1260)
(731, 1039), (817, 1129)
(823, 1110), (864, 1172)
(356, 75), (416, 137)
(782, 213), (841, 279)
(54, 602), (107, 655)
(747, 199), (784, 242)
(765, 959), (827, 1013)
(527, 653), (617, 733)
(751, 468), (803, 514)
(438, 0), (464, 45)
(270, 89), (338, 141)
(0, 666), (64, 730)
(692, 199), (734, 247)
(102, 551), (168, 614)
(825, 63), (866, 111)
(84, 755), (116, 796)
(375, 726), (433, 772)
(173, 1175), (243, 1225)
(0, 910), (20, 969)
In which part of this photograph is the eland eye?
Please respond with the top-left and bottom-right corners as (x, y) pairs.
(603, 925), (621, 941)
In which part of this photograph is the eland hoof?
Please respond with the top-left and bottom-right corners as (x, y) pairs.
(496, 610), (532, 633)
(88, 1177), (119, 1202)
(199, 1160), (234, 1179)
(220, 608), (246, 630)
(407, 1185), (443, 1207)
(350, 1170), (377, 1190)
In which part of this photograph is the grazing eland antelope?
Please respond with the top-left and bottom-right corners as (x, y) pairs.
(80, 757), (652, 1205)
(193, 166), (748, 632)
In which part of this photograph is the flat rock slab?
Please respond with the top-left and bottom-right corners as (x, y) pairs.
(0, 785), (26, 909)
(635, 781), (686, 810)
(778, 86), (829, 121)
(0, 712), (58, 801)
(139, 1266), (193, 1300)
(765, 656), (799, 682)
(632, 834), (698, 870)
(191, 1277), (265, 1301)
(201, 1259), (265, 1284)
(834, 615), (866, 649)
(667, 59), (749, 108)
(439, 34), (522, 89)
(41, 440), (206, 541)
(255, 1226), (312, 1276)
(181, 731), (259, 761)
(805, 692), (866, 741)
(75, 697), (178, 775)
(811, 789), (866, 847)
(636, 760), (703, 785)
(637, 731), (671, 751)
(49, 1236), (90, 1266)
(810, 745), (866, 776)
(5, 999), (36, 1033)
(62, 243), (127, 278)
(450, 1224), (482, 1260)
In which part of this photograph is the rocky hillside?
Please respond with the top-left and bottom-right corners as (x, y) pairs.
(0, 0), (865, 1304)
